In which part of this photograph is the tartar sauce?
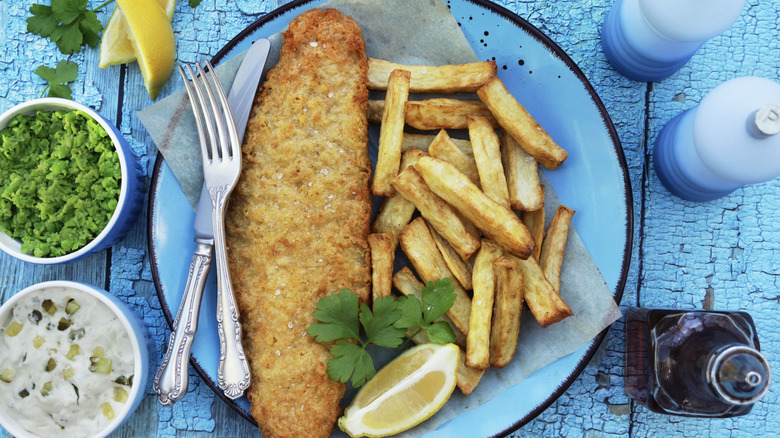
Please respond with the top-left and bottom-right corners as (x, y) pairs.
(0, 287), (134, 437)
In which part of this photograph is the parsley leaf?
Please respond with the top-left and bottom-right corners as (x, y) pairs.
(421, 278), (457, 325)
(34, 60), (78, 99)
(308, 289), (360, 343)
(394, 295), (423, 329)
(360, 297), (405, 348)
(424, 321), (457, 344)
(189, 0), (202, 7)
(327, 341), (373, 387)
(27, 0), (105, 55)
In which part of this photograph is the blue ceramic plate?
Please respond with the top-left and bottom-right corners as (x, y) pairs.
(148, 0), (632, 435)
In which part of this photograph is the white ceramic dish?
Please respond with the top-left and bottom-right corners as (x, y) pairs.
(0, 98), (144, 264)
(0, 281), (149, 438)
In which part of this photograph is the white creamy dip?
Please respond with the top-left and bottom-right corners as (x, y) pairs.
(0, 287), (134, 437)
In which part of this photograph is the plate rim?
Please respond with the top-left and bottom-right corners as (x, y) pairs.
(147, 0), (634, 434)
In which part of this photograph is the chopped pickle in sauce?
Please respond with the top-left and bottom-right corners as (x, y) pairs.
(42, 299), (56, 316)
(69, 327), (85, 341)
(29, 310), (42, 324)
(101, 402), (115, 420)
(0, 368), (15, 383)
(65, 299), (81, 315)
(19, 389), (29, 398)
(90, 357), (112, 374)
(92, 346), (105, 358)
(66, 344), (80, 360)
(114, 375), (133, 386)
(46, 358), (57, 372)
(57, 318), (72, 331)
(41, 381), (53, 397)
(113, 386), (128, 403)
(33, 335), (45, 349)
(63, 367), (75, 379)
(5, 321), (23, 337)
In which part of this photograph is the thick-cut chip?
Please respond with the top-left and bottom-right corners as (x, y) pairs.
(373, 69), (411, 196)
(392, 267), (467, 349)
(368, 233), (395, 303)
(406, 98), (498, 130)
(509, 255), (572, 327)
(368, 58), (497, 93)
(402, 133), (473, 155)
(372, 148), (428, 245)
(489, 256), (524, 368)
(456, 348), (485, 395)
(399, 217), (472, 335)
(465, 240), (503, 370)
(477, 77), (568, 170)
(468, 115), (510, 209)
(366, 99), (384, 124)
(540, 205), (575, 294)
(414, 156), (534, 259)
(521, 193), (545, 261)
(426, 222), (473, 290)
(429, 129), (480, 185)
(502, 131), (544, 211)
(391, 166), (481, 261)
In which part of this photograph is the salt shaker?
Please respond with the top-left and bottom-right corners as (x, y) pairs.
(653, 76), (780, 201)
(625, 308), (770, 418)
(601, 0), (747, 82)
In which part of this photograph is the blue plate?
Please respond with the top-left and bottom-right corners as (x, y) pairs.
(148, 0), (632, 435)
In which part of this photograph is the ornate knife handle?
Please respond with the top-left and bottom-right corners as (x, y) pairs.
(212, 188), (251, 399)
(153, 242), (212, 406)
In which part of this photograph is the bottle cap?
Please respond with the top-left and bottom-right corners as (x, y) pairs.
(756, 105), (780, 136)
(639, 0), (746, 42)
(708, 344), (771, 405)
(693, 77), (780, 184)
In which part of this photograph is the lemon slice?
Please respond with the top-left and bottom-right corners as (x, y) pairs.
(115, 0), (176, 100)
(338, 343), (460, 438)
(99, 0), (175, 69)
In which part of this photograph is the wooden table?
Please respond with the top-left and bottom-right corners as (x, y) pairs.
(1, 0), (778, 436)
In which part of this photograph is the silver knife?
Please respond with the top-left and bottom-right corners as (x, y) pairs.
(154, 38), (271, 406)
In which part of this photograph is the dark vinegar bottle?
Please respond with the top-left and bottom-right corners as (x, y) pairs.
(625, 308), (770, 417)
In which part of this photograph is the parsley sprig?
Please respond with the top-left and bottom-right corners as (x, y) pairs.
(27, 0), (112, 55)
(307, 278), (457, 388)
(34, 60), (79, 99)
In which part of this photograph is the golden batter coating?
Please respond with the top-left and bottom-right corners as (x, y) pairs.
(224, 8), (371, 438)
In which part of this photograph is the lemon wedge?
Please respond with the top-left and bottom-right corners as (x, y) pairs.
(99, 0), (175, 69)
(338, 343), (460, 438)
(114, 0), (176, 100)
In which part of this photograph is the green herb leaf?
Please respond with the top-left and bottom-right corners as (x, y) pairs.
(360, 297), (405, 349)
(394, 295), (423, 329)
(189, 0), (202, 7)
(327, 340), (374, 387)
(424, 321), (457, 344)
(28, 0), (104, 55)
(26, 5), (58, 38)
(307, 289), (359, 343)
(34, 60), (78, 99)
(421, 278), (456, 325)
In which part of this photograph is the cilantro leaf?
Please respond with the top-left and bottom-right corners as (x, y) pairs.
(34, 60), (78, 99)
(424, 321), (457, 344)
(359, 297), (405, 349)
(421, 278), (456, 325)
(307, 289), (360, 342)
(394, 295), (423, 329)
(327, 340), (375, 387)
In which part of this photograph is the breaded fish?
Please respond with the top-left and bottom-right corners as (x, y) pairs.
(224, 8), (371, 438)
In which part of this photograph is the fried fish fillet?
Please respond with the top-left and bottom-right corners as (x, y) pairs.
(224, 8), (371, 438)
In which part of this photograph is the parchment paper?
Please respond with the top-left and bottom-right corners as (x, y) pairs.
(138, 0), (622, 435)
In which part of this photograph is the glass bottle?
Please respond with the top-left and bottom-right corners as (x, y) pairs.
(625, 308), (770, 417)
(653, 76), (780, 201)
(601, 0), (746, 82)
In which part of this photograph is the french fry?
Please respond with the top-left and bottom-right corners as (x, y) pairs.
(402, 133), (473, 156)
(399, 217), (472, 335)
(426, 222), (473, 290)
(414, 156), (535, 259)
(510, 254), (572, 327)
(457, 349), (485, 395)
(366, 99), (384, 124)
(539, 205), (575, 294)
(391, 166), (481, 261)
(368, 58), (497, 93)
(392, 267), (467, 349)
(368, 233), (395, 303)
(372, 148), (428, 245)
(521, 192), (545, 261)
(466, 240), (503, 370)
(502, 131), (544, 211)
(477, 77), (568, 169)
(429, 129), (480, 185)
(468, 115), (510, 209)
(406, 98), (498, 130)
(373, 69), (411, 196)
(489, 256), (524, 368)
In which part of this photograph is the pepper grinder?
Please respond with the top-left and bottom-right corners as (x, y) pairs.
(601, 0), (746, 82)
(653, 76), (780, 201)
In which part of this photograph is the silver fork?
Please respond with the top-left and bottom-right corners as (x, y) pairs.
(179, 61), (251, 399)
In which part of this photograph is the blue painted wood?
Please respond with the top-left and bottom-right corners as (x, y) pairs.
(0, 0), (778, 437)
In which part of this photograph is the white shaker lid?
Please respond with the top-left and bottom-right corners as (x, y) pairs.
(639, 0), (747, 42)
(693, 77), (780, 185)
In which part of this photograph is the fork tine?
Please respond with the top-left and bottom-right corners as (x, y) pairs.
(205, 60), (240, 160)
(187, 63), (218, 163)
(179, 65), (211, 164)
(196, 62), (228, 161)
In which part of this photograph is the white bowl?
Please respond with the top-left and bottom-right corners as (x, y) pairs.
(0, 281), (149, 438)
(0, 98), (145, 264)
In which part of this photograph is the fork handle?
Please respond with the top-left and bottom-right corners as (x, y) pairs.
(153, 241), (212, 406)
(211, 187), (252, 399)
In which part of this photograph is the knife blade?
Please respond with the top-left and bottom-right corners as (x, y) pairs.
(154, 38), (272, 406)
